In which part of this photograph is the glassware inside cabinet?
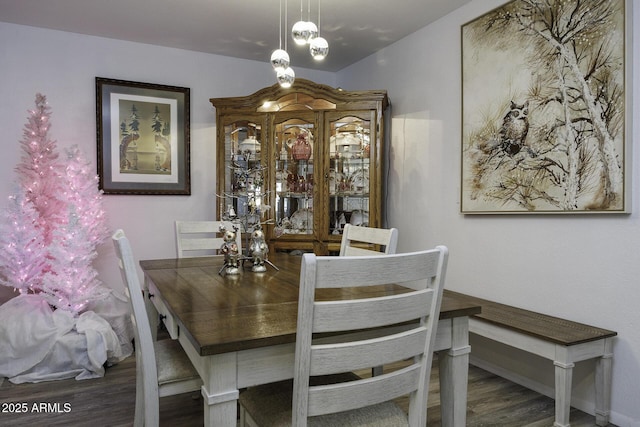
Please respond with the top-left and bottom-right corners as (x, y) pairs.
(328, 116), (371, 235)
(219, 120), (266, 234)
(273, 119), (315, 236)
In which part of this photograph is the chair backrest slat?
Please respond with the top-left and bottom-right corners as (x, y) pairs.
(310, 327), (428, 376)
(307, 363), (421, 417)
(339, 224), (398, 256)
(175, 220), (241, 258)
(292, 246), (449, 427)
(313, 289), (433, 332)
(316, 250), (440, 288)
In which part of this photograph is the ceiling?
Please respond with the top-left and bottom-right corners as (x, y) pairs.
(0, 0), (471, 72)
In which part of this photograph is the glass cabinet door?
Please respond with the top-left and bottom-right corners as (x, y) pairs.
(325, 112), (375, 238)
(272, 113), (316, 239)
(218, 117), (267, 233)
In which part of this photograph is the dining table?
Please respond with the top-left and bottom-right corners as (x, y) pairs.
(139, 252), (481, 427)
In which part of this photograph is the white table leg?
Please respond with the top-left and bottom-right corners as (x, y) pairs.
(178, 334), (240, 427)
(438, 316), (471, 427)
(553, 357), (574, 427)
(201, 352), (240, 427)
(595, 338), (614, 426)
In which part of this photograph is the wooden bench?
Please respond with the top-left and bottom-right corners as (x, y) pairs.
(445, 290), (617, 427)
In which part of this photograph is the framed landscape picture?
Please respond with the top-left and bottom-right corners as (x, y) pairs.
(96, 77), (190, 195)
(461, 0), (630, 214)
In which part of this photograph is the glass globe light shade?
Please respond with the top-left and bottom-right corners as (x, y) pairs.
(310, 37), (329, 60)
(306, 22), (318, 43)
(270, 49), (290, 71)
(277, 67), (295, 88)
(291, 20), (310, 46)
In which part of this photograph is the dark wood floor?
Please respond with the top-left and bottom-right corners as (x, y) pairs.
(0, 352), (614, 426)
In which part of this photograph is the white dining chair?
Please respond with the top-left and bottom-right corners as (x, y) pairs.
(112, 229), (202, 427)
(340, 223), (400, 376)
(340, 223), (400, 381)
(239, 246), (449, 427)
(339, 223), (399, 256)
(175, 220), (242, 258)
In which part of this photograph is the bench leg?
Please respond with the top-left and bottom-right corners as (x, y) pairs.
(595, 339), (614, 426)
(554, 360), (574, 427)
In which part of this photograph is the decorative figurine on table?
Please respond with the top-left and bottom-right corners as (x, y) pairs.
(216, 163), (279, 271)
(219, 224), (240, 275)
(248, 227), (269, 272)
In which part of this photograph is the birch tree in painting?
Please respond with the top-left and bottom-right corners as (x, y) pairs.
(462, 0), (625, 212)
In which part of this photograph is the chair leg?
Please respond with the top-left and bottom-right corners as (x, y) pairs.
(134, 352), (144, 427)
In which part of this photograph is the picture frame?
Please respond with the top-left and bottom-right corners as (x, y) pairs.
(96, 77), (190, 195)
(460, 0), (630, 214)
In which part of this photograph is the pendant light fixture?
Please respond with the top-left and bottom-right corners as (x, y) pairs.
(291, 0), (312, 46)
(270, 0), (327, 84)
(277, 0), (295, 88)
(305, 0), (318, 42)
(277, 65), (295, 89)
(270, 0), (289, 71)
(309, 0), (328, 60)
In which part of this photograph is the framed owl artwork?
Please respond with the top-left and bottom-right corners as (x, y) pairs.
(460, 0), (631, 214)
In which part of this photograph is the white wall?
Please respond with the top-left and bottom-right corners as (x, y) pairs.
(337, 0), (640, 425)
(0, 22), (334, 302)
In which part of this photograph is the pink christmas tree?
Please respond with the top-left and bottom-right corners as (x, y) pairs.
(0, 94), (109, 315)
(0, 192), (49, 293)
(41, 208), (107, 313)
(59, 146), (109, 248)
(15, 93), (66, 245)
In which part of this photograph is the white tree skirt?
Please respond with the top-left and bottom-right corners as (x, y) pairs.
(0, 292), (133, 384)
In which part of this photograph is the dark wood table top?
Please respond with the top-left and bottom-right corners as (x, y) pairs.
(140, 252), (481, 356)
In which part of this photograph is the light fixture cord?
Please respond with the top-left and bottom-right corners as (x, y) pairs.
(317, 0), (321, 35)
(307, 0), (311, 21)
(285, 0), (288, 51)
(279, 0), (282, 49)
(299, 0), (303, 20)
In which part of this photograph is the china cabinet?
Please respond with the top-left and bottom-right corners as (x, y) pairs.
(210, 79), (388, 254)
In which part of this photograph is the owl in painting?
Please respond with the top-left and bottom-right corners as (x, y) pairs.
(499, 100), (529, 156)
